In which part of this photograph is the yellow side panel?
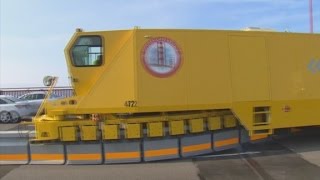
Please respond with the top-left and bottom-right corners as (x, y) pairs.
(169, 120), (185, 135)
(232, 101), (271, 131)
(207, 116), (222, 130)
(232, 33), (320, 131)
(35, 121), (61, 140)
(267, 34), (320, 100)
(60, 126), (77, 142)
(103, 124), (119, 140)
(136, 30), (187, 108)
(186, 32), (232, 105)
(80, 126), (97, 141)
(189, 118), (204, 133)
(147, 122), (164, 137)
(233, 100), (320, 132)
(126, 124), (141, 139)
(223, 115), (237, 128)
(229, 36), (270, 102)
(79, 31), (136, 109)
(271, 100), (320, 128)
(136, 30), (232, 110)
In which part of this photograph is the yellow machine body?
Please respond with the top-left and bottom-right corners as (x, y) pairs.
(37, 28), (320, 140)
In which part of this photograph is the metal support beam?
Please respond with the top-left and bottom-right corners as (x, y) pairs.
(310, 0), (314, 33)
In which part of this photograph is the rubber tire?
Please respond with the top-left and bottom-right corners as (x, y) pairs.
(0, 111), (11, 123)
(9, 111), (21, 123)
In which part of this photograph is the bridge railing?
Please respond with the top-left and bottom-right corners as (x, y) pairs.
(0, 87), (74, 98)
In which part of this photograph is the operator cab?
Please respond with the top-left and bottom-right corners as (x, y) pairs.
(66, 34), (105, 96)
(71, 36), (103, 67)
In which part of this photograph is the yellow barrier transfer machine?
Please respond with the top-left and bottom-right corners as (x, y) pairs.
(1, 28), (319, 164)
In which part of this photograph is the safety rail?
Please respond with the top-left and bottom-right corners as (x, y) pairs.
(0, 86), (74, 98)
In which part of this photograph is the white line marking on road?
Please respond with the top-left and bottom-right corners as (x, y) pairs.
(240, 156), (265, 180)
(197, 151), (261, 158)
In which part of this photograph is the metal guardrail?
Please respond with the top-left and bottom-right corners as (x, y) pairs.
(0, 87), (74, 98)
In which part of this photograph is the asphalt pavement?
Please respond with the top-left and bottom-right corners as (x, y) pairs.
(1, 124), (319, 180)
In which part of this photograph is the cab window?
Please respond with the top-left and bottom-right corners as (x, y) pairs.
(71, 36), (103, 67)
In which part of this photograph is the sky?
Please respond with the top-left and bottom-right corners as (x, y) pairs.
(0, 0), (319, 88)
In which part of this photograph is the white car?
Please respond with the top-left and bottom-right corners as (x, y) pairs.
(18, 91), (62, 101)
(18, 92), (62, 117)
(0, 95), (32, 123)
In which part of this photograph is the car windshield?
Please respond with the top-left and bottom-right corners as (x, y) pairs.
(1, 97), (15, 104)
(5, 96), (21, 102)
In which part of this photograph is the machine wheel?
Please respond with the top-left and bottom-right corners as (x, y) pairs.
(9, 111), (21, 123)
(0, 111), (11, 123)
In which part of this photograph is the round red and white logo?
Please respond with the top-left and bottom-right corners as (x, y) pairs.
(141, 37), (182, 78)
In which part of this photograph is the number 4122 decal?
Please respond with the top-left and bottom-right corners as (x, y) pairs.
(124, 101), (137, 107)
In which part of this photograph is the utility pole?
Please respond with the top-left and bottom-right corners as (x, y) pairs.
(309, 0), (314, 33)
